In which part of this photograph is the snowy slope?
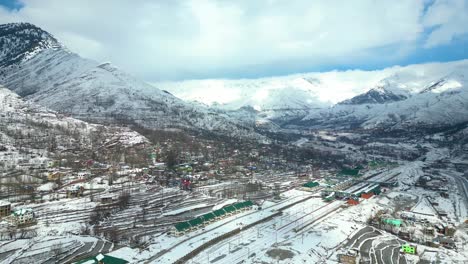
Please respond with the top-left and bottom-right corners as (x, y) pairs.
(339, 87), (407, 105)
(0, 86), (148, 170)
(302, 63), (468, 129)
(0, 23), (61, 68)
(2, 22), (467, 134)
(0, 23), (261, 139)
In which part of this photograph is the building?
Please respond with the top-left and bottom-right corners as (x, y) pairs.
(172, 201), (254, 236)
(338, 249), (358, 264)
(347, 198), (359, 206)
(445, 225), (456, 236)
(382, 218), (403, 227)
(361, 192), (374, 199)
(0, 200), (11, 217)
(437, 237), (456, 249)
(100, 195), (113, 204)
(302, 181), (319, 188)
(76, 253), (128, 264)
(66, 186), (84, 198)
(401, 244), (417, 254)
(48, 171), (63, 181)
(12, 208), (35, 225)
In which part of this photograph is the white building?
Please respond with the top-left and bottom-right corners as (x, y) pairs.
(13, 208), (35, 225)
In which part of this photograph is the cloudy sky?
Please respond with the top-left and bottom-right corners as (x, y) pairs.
(1, 0), (468, 81)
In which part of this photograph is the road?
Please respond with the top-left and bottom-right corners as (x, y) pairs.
(452, 174), (468, 212)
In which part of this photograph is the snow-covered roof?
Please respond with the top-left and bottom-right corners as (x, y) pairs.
(0, 200), (11, 207)
(13, 208), (33, 215)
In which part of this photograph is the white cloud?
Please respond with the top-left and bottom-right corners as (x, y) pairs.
(0, 0), (467, 80)
(423, 0), (468, 47)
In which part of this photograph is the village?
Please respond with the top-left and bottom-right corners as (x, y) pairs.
(0, 131), (467, 263)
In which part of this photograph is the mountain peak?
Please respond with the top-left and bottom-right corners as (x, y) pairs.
(0, 22), (62, 67)
(339, 86), (407, 105)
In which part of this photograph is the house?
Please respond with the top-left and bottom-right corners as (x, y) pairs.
(401, 244), (417, 254)
(382, 218), (403, 227)
(445, 225), (456, 236)
(437, 237), (456, 249)
(0, 200), (11, 217)
(67, 186), (84, 198)
(100, 195), (113, 204)
(347, 198), (359, 206)
(76, 253), (128, 264)
(12, 208), (35, 225)
(399, 230), (411, 240)
(48, 171), (63, 181)
(338, 249), (358, 264)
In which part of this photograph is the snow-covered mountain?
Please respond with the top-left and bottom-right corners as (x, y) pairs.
(158, 60), (468, 130)
(158, 59), (468, 131)
(0, 86), (148, 170)
(339, 87), (407, 105)
(0, 23), (261, 139)
(156, 73), (377, 127)
(302, 62), (468, 130)
(2, 22), (467, 135)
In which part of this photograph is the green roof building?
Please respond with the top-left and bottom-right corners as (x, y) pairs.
(201, 213), (216, 222)
(174, 221), (191, 232)
(383, 218), (402, 227)
(340, 169), (360, 177)
(172, 200), (255, 235)
(76, 254), (128, 264)
(401, 244), (417, 254)
(224, 205), (236, 214)
(243, 201), (254, 207)
(213, 209), (226, 218)
(188, 217), (204, 227)
(302, 182), (319, 188)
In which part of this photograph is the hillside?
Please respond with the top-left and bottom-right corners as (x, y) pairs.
(0, 86), (148, 171)
(0, 23), (261, 140)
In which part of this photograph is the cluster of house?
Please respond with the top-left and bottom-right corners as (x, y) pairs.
(0, 200), (36, 226)
(321, 182), (383, 205)
(370, 211), (458, 249)
(416, 174), (449, 192)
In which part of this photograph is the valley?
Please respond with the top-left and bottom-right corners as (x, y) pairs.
(0, 21), (467, 264)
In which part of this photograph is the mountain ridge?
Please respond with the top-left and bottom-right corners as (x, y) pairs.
(0, 22), (263, 140)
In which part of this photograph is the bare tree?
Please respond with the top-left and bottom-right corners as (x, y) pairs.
(51, 243), (63, 260)
(8, 226), (17, 240)
(117, 192), (130, 210)
(105, 226), (119, 243)
(80, 223), (91, 235)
